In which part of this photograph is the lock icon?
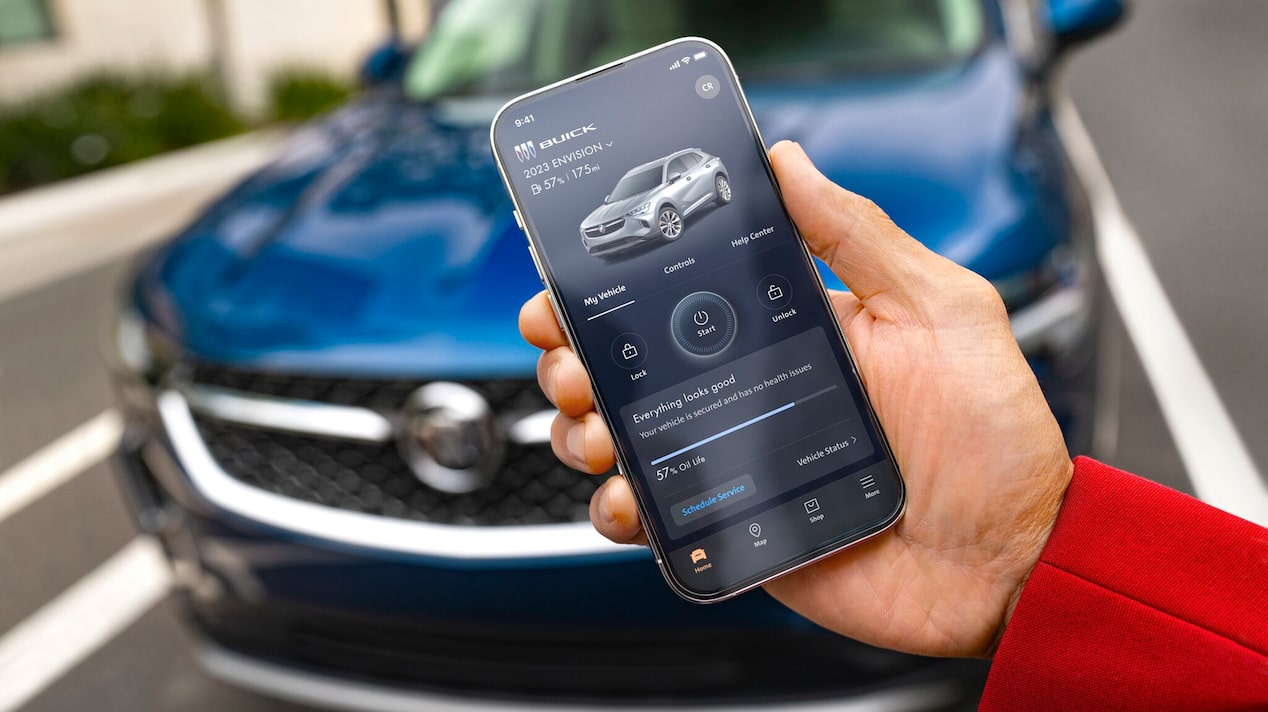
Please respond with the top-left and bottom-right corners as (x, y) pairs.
(621, 342), (638, 360)
(767, 283), (784, 302)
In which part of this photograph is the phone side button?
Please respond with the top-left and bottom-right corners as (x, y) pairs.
(545, 291), (570, 343)
(524, 238), (547, 285)
(512, 209), (525, 231)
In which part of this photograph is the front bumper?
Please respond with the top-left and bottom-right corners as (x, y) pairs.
(198, 641), (977, 712)
(581, 217), (658, 255)
(114, 429), (988, 707)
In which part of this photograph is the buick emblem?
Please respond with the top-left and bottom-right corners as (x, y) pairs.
(599, 223), (606, 233)
(398, 382), (503, 494)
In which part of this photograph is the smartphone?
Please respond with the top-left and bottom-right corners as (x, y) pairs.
(491, 38), (904, 603)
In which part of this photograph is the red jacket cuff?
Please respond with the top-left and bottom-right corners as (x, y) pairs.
(980, 457), (1268, 711)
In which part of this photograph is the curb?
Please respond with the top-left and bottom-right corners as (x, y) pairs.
(0, 130), (285, 244)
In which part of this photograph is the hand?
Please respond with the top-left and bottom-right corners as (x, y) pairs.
(518, 141), (1073, 658)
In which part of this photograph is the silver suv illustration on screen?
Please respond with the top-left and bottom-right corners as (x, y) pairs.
(580, 149), (731, 258)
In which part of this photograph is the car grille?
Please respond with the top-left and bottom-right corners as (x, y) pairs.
(582, 218), (625, 238)
(187, 366), (607, 526)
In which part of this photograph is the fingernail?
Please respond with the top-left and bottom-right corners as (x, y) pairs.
(567, 424), (586, 465)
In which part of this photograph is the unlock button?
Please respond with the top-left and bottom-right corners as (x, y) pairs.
(758, 274), (792, 310)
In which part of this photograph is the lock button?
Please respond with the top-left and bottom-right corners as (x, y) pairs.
(611, 332), (647, 369)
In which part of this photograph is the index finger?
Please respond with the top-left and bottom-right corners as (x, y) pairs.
(519, 291), (569, 350)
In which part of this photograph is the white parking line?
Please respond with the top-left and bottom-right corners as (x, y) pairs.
(1058, 100), (1268, 526)
(0, 537), (170, 712)
(0, 411), (122, 525)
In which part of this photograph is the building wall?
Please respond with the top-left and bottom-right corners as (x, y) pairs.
(0, 0), (430, 113)
(0, 0), (212, 100)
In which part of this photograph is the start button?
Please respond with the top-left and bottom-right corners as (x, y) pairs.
(671, 291), (736, 356)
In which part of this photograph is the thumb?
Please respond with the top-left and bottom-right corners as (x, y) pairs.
(770, 140), (943, 306)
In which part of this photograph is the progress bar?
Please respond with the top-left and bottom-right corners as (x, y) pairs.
(647, 384), (839, 467)
(651, 402), (794, 466)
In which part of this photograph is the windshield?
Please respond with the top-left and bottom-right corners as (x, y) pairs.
(406, 0), (986, 101)
(609, 166), (664, 202)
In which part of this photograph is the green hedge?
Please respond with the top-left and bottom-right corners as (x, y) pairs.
(0, 67), (355, 195)
(269, 68), (353, 122)
(0, 73), (244, 194)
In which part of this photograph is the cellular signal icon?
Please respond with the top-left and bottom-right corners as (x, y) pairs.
(670, 59), (682, 70)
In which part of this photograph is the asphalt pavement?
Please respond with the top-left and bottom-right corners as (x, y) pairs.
(0, 2), (1263, 708)
(1066, 0), (1268, 480)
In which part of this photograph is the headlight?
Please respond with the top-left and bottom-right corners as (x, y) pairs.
(992, 245), (1076, 313)
(107, 307), (179, 387)
(994, 245), (1092, 356)
(625, 202), (652, 217)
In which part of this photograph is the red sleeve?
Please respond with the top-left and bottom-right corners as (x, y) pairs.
(980, 457), (1268, 711)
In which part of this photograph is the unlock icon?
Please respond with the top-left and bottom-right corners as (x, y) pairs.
(621, 342), (638, 360)
(767, 283), (784, 301)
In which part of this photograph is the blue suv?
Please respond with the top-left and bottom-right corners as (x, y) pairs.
(108, 0), (1123, 708)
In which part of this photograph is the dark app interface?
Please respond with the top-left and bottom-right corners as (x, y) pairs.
(495, 42), (900, 594)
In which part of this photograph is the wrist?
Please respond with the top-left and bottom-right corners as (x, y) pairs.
(983, 455), (1073, 657)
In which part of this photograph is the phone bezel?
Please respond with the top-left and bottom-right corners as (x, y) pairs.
(491, 37), (905, 603)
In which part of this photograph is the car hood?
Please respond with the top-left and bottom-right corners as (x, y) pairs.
(746, 46), (1067, 290)
(583, 193), (653, 226)
(142, 44), (1066, 375)
(142, 96), (543, 376)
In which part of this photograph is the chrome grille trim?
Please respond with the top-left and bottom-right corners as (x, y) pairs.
(182, 384), (553, 446)
(583, 217), (625, 237)
(184, 385), (394, 443)
(159, 390), (628, 559)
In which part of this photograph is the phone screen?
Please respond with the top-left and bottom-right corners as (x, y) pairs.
(492, 39), (903, 600)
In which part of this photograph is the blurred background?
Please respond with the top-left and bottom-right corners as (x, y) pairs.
(1, 1), (1265, 710)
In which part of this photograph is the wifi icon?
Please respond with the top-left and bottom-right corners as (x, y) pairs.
(681, 56), (692, 65)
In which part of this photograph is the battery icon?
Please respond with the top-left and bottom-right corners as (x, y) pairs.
(693, 51), (707, 61)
